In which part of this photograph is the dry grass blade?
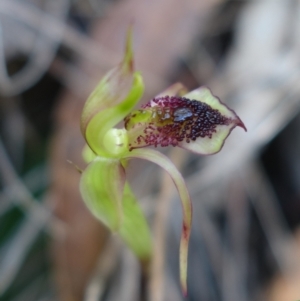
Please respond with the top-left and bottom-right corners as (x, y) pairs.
(221, 175), (249, 301)
(84, 237), (121, 301)
(0, 0), (69, 95)
(0, 139), (65, 236)
(0, 139), (65, 295)
(242, 162), (297, 277)
(105, 247), (140, 301)
(0, 216), (46, 294)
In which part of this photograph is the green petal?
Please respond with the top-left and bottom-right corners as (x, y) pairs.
(123, 148), (192, 295)
(80, 157), (125, 231)
(81, 28), (144, 157)
(119, 182), (152, 260)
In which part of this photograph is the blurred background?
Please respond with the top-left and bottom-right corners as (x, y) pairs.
(1, 0), (300, 300)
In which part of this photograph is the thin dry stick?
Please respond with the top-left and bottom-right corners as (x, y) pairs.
(84, 237), (121, 301)
(0, 0), (114, 68)
(0, 139), (65, 236)
(149, 148), (187, 301)
(105, 248), (140, 301)
(0, 214), (44, 294)
(0, 139), (66, 294)
(0, 0), (168, 92)
(242, 161), (297, 278)
(224, 175), (249, 301)
(0, 0), (69, 95)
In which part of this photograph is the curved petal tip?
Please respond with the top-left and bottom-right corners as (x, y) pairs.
(236, 117), (247, 132)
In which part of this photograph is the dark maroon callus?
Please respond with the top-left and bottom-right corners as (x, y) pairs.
(125, 96), (233, 150)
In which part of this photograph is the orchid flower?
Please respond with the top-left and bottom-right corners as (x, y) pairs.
(79, 29), (246, 296)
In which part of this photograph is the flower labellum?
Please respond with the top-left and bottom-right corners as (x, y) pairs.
(78, 27), (246, 297)
(125, 90), (246, 154)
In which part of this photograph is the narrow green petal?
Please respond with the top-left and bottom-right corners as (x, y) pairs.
(119, 182), (152, 260)
(123, 148), (192, 295)
(79, 157), (125, 231)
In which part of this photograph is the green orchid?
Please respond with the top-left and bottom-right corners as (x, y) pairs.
(79, 29), (246, 296)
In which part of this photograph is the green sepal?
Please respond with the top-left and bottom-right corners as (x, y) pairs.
(119, 182), (152, 260)
(86, 72), (144, 157)
(80, 28), (134, 135)
(80, 27), (144, 158)
(79, 157), (125, 231)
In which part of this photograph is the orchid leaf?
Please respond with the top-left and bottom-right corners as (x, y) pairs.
(79, 157), (125, 231)
(123, 148), (192, 296)
(119, 182), (152, 260)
